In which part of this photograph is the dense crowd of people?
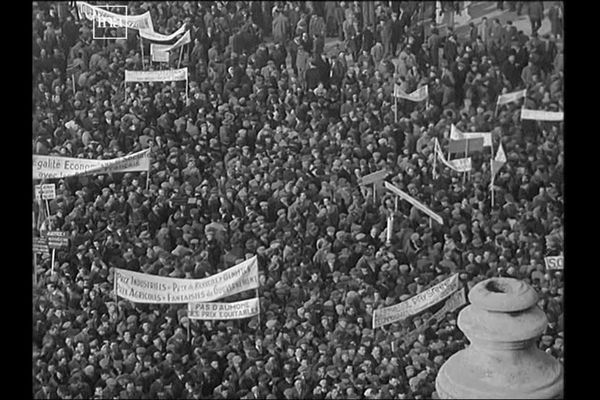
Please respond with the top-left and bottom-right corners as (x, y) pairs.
(33, 1), (564, 399)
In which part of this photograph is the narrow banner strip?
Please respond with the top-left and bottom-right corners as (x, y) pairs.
(114, 256), (259, 304)
(140, 24), (187, 41)
(521, 108), (564, 121)
(373, 273), (459, 328)
(497, 89), (527, 105)
(384, 181), (444, 225)
(188, 297), (260, 320)
(358, 169), (389, 185)
(125, 67), (188, 82)
(33, 149), (150, 180)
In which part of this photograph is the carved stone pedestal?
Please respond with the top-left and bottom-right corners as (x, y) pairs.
(435, 278), (563, 398)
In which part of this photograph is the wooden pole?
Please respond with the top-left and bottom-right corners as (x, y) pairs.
(178, 44), (184, 68)
(72, 74), (76, 94)
(51, 248), (56, 275)
(394, 95), (398, 123)
(394, 196), (398, 212)
(373, 182), (376, 203)
(33, 252), (38, 286)
(140, 37), (145, 69)
(490, 136), (495, 208)
(256, 288), (261, 328)
(462, 139), (468, 185)
(45, 199), (51, 218)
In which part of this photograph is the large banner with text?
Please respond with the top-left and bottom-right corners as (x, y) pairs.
(373, 274), (459, 328)
(114, 256), (258, 303)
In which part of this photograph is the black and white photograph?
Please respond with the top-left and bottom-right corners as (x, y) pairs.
(32, 1), (564, 398)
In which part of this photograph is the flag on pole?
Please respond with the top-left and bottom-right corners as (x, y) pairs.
(491, 143), (506, 179)
(394, 85), (428, 102)
(497, 89), (527, 105)
(450, 124), (492, 146)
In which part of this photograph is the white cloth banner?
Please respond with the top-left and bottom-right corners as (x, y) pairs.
(435, 138), (473, 172)
(373, 274), (460, 328)
(114, 256), (259, 304)
(163, 30), (191, 52)
(76, 2), (154, 31)
(450, 124), (491, 147)
(544, 256), (564, 270)
(150, 43), (171, 62)
(394, 84), (428, 101)
(33, 149), (150, 180)
(188, 297), (260, 320)
(521, 108), (564, 121)
(140, 24), (187, 41)
(497, 89), (527, 105)
(384, 181), (444, 225)
(125, 68), (188, 82)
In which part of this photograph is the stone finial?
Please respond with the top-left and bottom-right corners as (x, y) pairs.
(435, 278), (563, 399)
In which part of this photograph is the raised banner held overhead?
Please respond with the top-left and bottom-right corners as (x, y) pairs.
(140, 24), (187, 41)
(544, 256), (564, 270)
(125, 68), (188, 82)
(450, 124), (492, 147)
(447, 157), (472, 172)
(384, 182), (444, 225)
(163, 30), (191, 52)
(188, 297), (260, 320)
(497, 89), (527, 105)
(115, 256), (259, 304)
(76, 1), (153, 31)
(150, 43), (171, 62)
(394, 85), (428, 102)
(358, 169), (389, 186)
(33, 149), (150, 180)
(373, 274), (460, 328)
(521, 108), (564, 121)
(448, 137), (484, 155)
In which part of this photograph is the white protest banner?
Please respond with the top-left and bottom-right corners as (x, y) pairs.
(497, 89), (527, 105)
(384, 181), (444, 225)
(544, 256), (564, 270)
(447, 157), (472, 172)
(358, 169), (389, 186)
(188, 297), (260, 320)
(115, 256), (259, 304)
(450, 124), (492, 147)
(151, 43), (171, 62)
(435, 138), (472, 172)
(125, 68), (188, 82)
(163, 30), (191, 52)
(402, 287), (467, 345)
(373, 274), (459, 328)
(140, 24), (187, 41)
(521, 108), (564, 121)
(394, 84), (428, 102)
(76, 1), (153, 31)
(33, 149), (150, 180)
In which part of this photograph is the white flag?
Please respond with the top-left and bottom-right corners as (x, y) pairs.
(394, 85), (428, 102)
(497, 89), (527, 105)
(450, 124), (492, 147)
(495, 143), (506, 163)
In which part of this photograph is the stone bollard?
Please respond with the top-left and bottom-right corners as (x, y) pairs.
(435, 277), (563, 399)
